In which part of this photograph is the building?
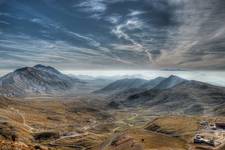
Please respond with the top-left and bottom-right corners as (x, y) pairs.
(194, 134), (216, 147)
(216, 123), (225, 130)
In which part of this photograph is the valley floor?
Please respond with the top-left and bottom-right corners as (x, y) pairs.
(0, 96), (225, 150)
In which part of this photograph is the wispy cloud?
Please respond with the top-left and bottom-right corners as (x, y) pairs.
(0, 12), (11, 17)
(105, 14), (122, 24)
(110, 43), (143, 52)
(0, 20), (10, 25)
(128, 10), (146, 16)
(76, 0), (106, 13)
(112, 17), (152, 63)
(66, 31), (101, 47)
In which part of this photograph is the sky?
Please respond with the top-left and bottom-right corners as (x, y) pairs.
(0, 0), (225, 70)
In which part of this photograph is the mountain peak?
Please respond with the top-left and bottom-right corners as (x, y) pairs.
(154, 75), (186, 90)
(14, 67), (33, 73)
(33, 64), (47, 68)
(141, 77), (166, 90)
(13, 65), (61, 75)
(33, 64), (52, 70)
(168, 75), (183, 79)
(0, 65), (78, 97)
(33, 64), (61, 74)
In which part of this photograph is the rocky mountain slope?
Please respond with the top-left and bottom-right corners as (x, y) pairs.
(101, 75), (225, 115)
(100, 76), (188, 106)
(96, 75), (186, 96)
(0, 64), (83, 97)
(123, 80), (225, 115)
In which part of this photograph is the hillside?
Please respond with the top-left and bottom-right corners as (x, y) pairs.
(103, 76), (188, 107)
(124, 80), (225, 115)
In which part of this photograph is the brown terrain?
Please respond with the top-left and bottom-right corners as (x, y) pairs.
(0, 95), (225, 150)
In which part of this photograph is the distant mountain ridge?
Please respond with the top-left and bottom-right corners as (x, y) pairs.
(123, 80), (225, 115)
(154, 75), (186, 90)
(0, 64), (82, 97)
(95, 75), (186, 96)
(95, 78), (148, 94)
(102, 76), (225, 115)
(141, 77), (166, 90)
(99, 75), (225, 115)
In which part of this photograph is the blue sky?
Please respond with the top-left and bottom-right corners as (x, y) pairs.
(0, 0), (225, 70)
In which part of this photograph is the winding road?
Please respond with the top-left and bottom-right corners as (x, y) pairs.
(10, 107), (36, 133)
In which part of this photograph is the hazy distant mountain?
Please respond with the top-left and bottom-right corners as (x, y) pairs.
(98, 76), (185, 110)
(0, 65), (83, 97)
(97, 75), (186, 95)
(154, 75), (186, 90)
(141, 77), (166, 90)
(103, 75), (225, 115)
(123, 80), (225, 115)
(95, 78), (148, 94)
(97, 76), (187, 102)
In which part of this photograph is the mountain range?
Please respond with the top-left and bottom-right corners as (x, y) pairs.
(96, 75), (225, 115)
(1, 65), (225, 116)
(126, 80), (225, 114)
(95, 75), (186, 95)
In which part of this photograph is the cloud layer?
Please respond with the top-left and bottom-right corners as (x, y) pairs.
(0, 0), (225, 70)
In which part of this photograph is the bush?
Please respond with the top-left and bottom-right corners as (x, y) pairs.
(33, 131), (59, 141)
